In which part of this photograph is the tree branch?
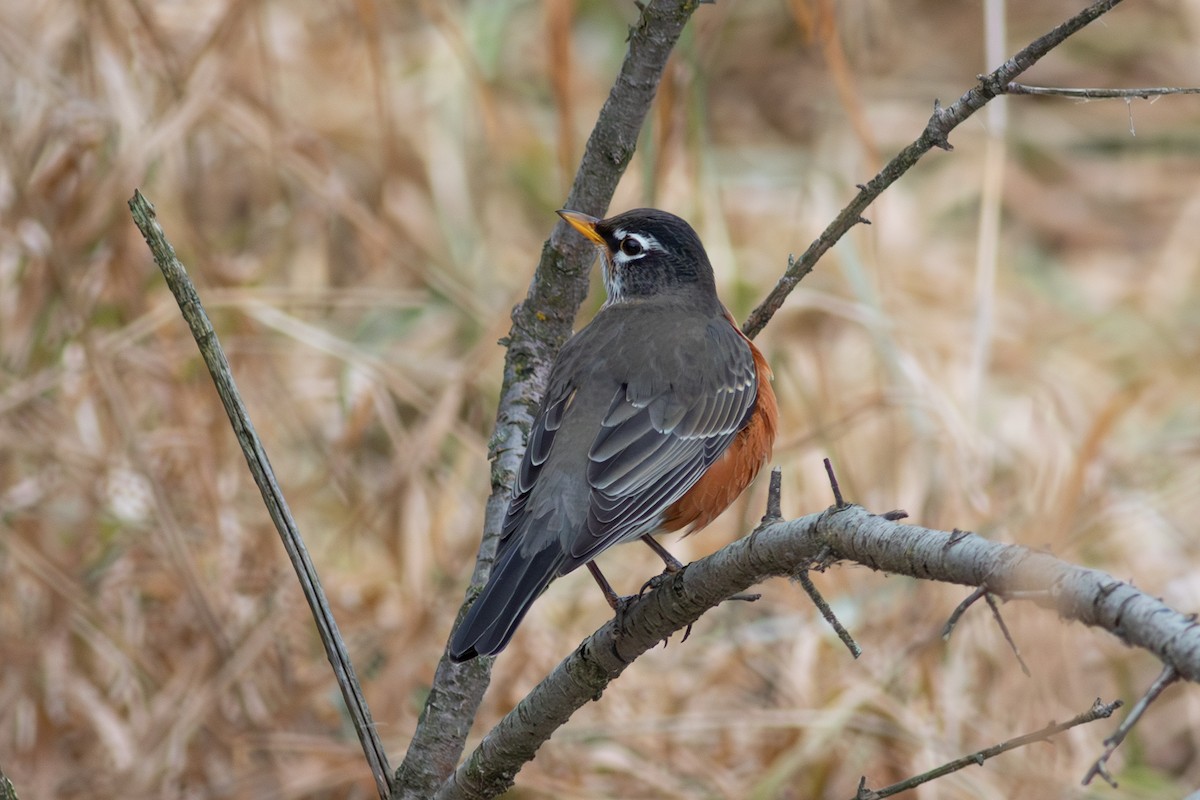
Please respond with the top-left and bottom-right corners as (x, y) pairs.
(393, 1), (708, 796)
(1083, 665), (1180, 787)
(855, 698), (1123, 799)
(439, 503), (1200, 797)
(796, 569), (861, 658)
(827, 507), (1200, 682)
(0, 766), (20, 800)
(1003, 83), (1200, 99)
(127, 191), (392, 798)
(742, 0), (1127, 339)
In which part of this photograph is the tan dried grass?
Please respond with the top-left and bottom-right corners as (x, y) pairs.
(2, 0), (1199, 797)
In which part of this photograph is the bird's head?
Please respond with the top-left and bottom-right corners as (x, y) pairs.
(557, 208), (717, 306)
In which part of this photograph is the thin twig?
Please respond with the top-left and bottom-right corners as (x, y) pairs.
(942, 585), (988, 640)
(763, 466), (783, 522)
(127, 191), (392, 800)
(943, 586), (1031, 676)
(1003, 83), (1200, 99)
(796, 570), (861, 659)
(824, 458), (845, 508)
(985, 592), (1031, 677)
(1083, 665), (1180, 787)
(742, 0), (1127, 339)
(856, 698), (1123, 799)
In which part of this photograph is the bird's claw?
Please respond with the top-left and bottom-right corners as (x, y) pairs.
(637, 568), (676, 598)
(611, 593), (642, 635)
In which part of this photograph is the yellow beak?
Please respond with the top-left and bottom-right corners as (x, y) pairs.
(556, 209), (606, 246)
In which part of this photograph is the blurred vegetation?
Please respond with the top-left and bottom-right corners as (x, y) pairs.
(2, 0), (1200, 797)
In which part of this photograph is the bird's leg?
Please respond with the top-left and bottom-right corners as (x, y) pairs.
(587, 561), (640, 636)
(586, 561), (626, 610)
(638, 535), (685, 597)
(640, 534), (684, 572)
(638, 534), (760, 604)
(635, 537), (695, 644)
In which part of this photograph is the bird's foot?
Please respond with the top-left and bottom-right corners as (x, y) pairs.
(637, 568), (678, 598)
(612, 592), (640, 635)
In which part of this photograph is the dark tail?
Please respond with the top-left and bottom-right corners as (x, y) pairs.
(448, 542), (563, 662)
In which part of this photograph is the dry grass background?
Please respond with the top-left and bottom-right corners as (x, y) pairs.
(2, 0), (1200, 797)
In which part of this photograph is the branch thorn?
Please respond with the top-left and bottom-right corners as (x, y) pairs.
(823, 458), (844, 508)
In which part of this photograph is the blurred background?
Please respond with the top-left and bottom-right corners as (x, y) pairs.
(3, 0), (1200, 797)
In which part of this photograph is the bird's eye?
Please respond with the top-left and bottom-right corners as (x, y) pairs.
(619, 237), (643, 257)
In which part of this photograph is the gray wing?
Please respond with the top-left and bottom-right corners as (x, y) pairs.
(562, 318), (758, 570)
(449, 379), (576, 661)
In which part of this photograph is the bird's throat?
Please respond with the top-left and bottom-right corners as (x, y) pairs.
(600, 255), (625, 307)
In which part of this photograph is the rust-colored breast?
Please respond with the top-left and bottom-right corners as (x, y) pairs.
(662, 330), (777, 535)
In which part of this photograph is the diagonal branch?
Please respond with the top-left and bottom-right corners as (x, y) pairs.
(1083, 665), (1181, 787)
(742, 0), (1126, 339)
(856, 698), (1123, 799)
(438, 503), (1200, 797)
(127, 190), (392, 798)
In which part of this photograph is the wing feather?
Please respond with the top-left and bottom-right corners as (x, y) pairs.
(505, 387), (575, 541)
(561, 319), (758, 571)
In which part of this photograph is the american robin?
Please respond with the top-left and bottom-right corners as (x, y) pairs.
(448, 208), (777, 662)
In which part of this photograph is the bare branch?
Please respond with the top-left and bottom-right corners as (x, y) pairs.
(0, 766), (20, 800)
(944, 585), (1031, 676)
(1003, 83), (1200, 99)
(763, 466), (783, 522)
(985, 592), (1031, 677)
(824, 457), (845, 508)
(942, 585), (989, 639)
(127, 191), (392, 799)
(1083, 665), (1181, 787)
(437, 505), (1200, 797)
(742, 0), (1127, 339)
(855, 698), (1123, 799)
(435, 510), (825, 800)
(796, 570), (861, 658)
(827, 511), (1200, 682)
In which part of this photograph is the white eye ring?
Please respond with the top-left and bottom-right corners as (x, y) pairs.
(619, 237), (643, 257)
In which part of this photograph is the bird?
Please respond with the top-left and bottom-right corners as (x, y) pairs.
(448, 208), (777, 662)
